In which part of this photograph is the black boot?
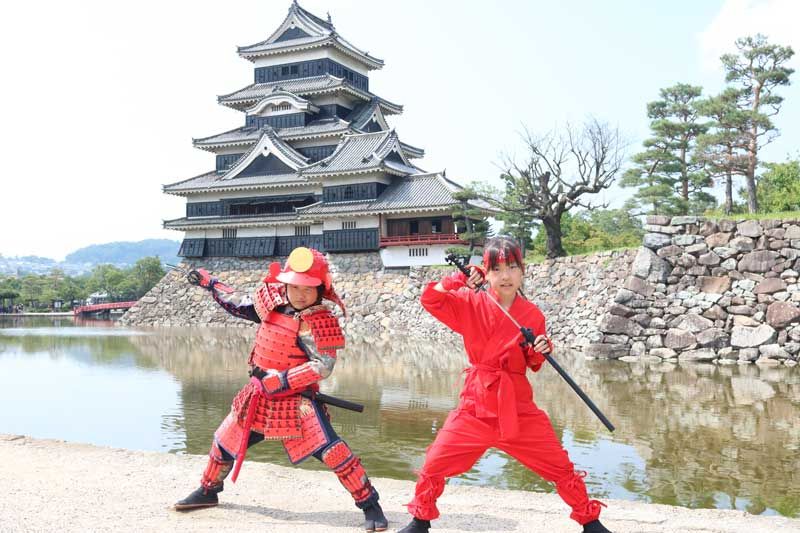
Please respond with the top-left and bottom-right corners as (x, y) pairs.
(362, 501), (388, 531)
(174, 485), (222, 511)
(583, 519), (613, 533)
(398, 517), (431, 533)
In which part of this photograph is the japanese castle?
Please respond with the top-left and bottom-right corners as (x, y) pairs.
(164, 1), (487, 267)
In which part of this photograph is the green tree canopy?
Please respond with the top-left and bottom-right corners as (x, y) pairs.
(755, 157), (800, 212)
(622, 83), (715, 215)
(720, 34), (794, 212)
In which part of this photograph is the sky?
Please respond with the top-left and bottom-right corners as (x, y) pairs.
(1, 0), (798, 260)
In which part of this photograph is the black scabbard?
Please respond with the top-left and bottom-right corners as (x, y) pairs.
(301, 390), (364, 413)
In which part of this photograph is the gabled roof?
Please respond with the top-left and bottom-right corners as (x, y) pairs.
(163, 169), (317, 196)
(347, 99), (388, 131)
(192, 120), (425, 160)
(237, 1), (384, 70)
(217, 75), (402, 115)
(193, 119), (353, 150)
(246, 90), (318, 115)
(296, 173), (493, 217)
(220, 127), (309, 181)
(301, 130), (419, 177)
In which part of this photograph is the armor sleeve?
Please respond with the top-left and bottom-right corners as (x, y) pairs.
(285, 332), (337, 390)
(211, 288), (261, 323)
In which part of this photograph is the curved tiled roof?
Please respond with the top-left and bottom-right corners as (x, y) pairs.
(237, 2), (383, 69)
(296, 173), (492, 217)
(163, 170), (316, 195)
(218, 75), (402, 115)
(164, 213), (304, 230)
(301, 130), (417, 176)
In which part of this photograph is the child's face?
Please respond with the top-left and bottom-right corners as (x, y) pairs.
(286, 283), (318, 310)
(485, 260), (523, 300)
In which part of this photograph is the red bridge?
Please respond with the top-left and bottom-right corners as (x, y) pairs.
(73, 301), (137, 317)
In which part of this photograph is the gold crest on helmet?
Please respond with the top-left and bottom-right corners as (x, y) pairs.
(287, 247), (314, 273)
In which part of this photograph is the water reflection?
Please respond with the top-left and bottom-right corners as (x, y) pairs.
(1, 316), (799, 517)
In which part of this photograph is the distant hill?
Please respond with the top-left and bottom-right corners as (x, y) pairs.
(1, 239), (181, 276)
(65, 239), (180, 265)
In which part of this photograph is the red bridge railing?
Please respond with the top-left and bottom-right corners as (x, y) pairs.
(73, 301), (137, 316)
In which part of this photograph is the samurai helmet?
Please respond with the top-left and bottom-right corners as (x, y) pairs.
(265, 247), (346, 315)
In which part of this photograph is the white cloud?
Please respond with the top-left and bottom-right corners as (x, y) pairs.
(699, 0), (800, 73)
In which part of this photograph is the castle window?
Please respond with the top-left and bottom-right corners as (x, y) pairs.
(344, 186), (354, 200)
(223, 228), (237, 239)
(431, 219), (442, 234)
(342, 220), (356, 230)
(295, 225), (311, 236)
(409, 247), (428, 257)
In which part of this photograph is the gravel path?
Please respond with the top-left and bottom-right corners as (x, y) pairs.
(1, 434), (798, 533)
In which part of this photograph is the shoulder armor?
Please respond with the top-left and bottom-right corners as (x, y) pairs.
(253, 282), (288, 321)
(301, 306), (345, 353)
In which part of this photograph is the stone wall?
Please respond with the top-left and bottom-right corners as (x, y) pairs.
(119, 250), (636, 349)
(589, 216), (800, 366)
(119, 219), (800, 367)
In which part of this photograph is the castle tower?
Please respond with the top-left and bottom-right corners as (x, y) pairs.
(164, 1), (489, 266)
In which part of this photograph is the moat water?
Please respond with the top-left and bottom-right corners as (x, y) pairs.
(1, 316), (798, 517)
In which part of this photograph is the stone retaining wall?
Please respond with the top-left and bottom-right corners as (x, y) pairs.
(120, 250), (636, 349)
(121, 217), (800, 367)
(589, 216), (800, 366)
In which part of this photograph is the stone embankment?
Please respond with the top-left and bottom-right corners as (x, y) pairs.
(119, 250), (635, 348)
(121, 217), (800, 367)
(590, 217), (800, 366)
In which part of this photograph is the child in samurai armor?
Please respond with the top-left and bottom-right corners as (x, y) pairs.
(174, 247), (388, 532)
(399, 236), (612, 533)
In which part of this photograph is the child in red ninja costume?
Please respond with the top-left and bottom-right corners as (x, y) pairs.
(399, 236), (613, 533)
(174, 247), (388, 532)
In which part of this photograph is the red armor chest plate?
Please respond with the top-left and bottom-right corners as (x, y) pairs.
(250, 310), (307, 371)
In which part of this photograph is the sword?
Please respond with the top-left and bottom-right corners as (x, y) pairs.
(444, 253), (615, 432)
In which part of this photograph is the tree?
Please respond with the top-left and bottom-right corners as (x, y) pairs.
(128, 257), (166, 298)
(491, 119), (625, 258)
(720, 34), (794, 213)
(449, 186), (492, 255)
(695, 88), (751, 214)
(86, 265), (126, 300)
(755, 157), (800, 212)
(621, 83), (715, 215)
(497, 208), (537, 254)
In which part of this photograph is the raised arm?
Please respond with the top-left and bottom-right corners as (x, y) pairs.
(194, 268), (260, 323)
(420, 266), (484, 334)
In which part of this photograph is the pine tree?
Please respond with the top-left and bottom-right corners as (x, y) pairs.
(720, 34), (794, 213)
(622, 83), (715, 215)
(695, 88), (750, 214)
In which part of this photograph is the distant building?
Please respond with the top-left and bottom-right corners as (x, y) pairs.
(164, 1), (490, 266)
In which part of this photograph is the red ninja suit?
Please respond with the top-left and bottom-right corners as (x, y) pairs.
(406, 282), (605, 526)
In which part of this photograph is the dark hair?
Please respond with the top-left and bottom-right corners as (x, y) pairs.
(483, 235), (524, 270)
(315, 284), (325, 304)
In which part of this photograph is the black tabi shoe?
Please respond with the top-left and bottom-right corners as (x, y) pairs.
(397, 517), (431, 533)
(583, 519), (613, 533)
(362, 501), (389, 532)
(174, 485), (222, 511)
